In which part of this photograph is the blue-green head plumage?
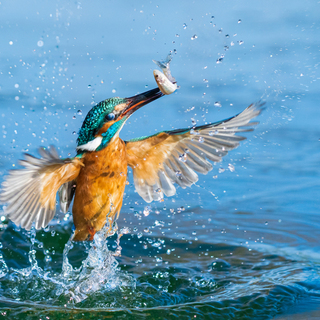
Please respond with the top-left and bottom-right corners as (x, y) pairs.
(76, 87), (164, 153)
(77, 97), (126, 148)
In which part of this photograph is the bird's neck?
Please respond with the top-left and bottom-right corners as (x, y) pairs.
(77, 119), (126, 153)
(96, 119), (126, 151)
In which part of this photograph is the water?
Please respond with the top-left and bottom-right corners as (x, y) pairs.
(1, 0), (320, 319)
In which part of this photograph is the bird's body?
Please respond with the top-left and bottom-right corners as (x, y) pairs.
(0, 58), (264, 241)
(73, 137), (127, 241)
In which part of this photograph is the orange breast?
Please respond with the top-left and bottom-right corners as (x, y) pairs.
(72, 137), (127, 241)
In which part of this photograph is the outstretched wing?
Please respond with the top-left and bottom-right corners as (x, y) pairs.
(0, 146), (83, 230)
(125, 102), (264, 203)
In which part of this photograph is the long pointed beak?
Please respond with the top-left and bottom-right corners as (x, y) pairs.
(120, 87), (164, 119)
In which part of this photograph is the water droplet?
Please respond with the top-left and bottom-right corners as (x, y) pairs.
(14, 84), (19, 88)
(183, 23), (187, 29)
(112, 89), (116, 93)
(179, 153), (187, 162)
(213, 175), (218, 179)
(77, 110), (82, 115)
(225, 34), (230, 38)
(154, 220), (164, 227)
(72, 116), (76, 119)
(37, 40), (44, 47)
(238, 40), (244, 45)
(121, 227), (130, 234)
(191, 118), (197, 126)
(88, 84), (91, 88)
(228, 164), (235, 172)
(218, 168), (225, 173)
(175, 170), (182, 177)
(238, 19), (242, 23)
(214, 101), (222, 108)
(175, 34), (180, 37)
(265, 221), (268, 225)
(191, 34), (198, 40)
(216, 58), (223, 64)
(203, 79), (208, 83)
(199, 137), (204, 143)
(14, 96), (19, 101)
(143, 206), (151, 216)
(72, 131), (76, 135)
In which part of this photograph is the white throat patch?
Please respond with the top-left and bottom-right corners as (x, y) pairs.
(76, 136), (103, 151)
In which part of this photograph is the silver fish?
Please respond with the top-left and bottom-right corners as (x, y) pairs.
(153, 54), (177, 95)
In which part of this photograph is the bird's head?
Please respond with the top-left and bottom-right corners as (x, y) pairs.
(76, 87), (163, 152)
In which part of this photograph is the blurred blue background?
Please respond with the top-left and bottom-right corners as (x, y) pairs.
(0, 1), (320, 319)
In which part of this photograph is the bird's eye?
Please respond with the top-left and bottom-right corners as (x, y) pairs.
(105, 113), (115, 121)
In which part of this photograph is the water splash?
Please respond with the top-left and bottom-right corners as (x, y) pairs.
(0, 222), (135, 305)
(56, 225), (134, 303)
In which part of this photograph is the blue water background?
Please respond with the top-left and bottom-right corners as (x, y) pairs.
(0, 0), (320, 318)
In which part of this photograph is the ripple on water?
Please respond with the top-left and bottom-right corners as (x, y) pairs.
(1, 222), (320, 319)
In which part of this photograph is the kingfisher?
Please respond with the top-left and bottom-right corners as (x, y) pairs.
(0, 56), (264, 241)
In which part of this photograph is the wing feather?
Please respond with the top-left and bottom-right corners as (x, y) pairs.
(126, 102), (265, 203)
(0, 146), (83, 230)
(158, 170), (176, 197)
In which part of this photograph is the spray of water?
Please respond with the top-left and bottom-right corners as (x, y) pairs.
(0, 221), (135, 305)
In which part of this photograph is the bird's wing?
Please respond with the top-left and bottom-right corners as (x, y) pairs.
(0, 146), (83, 230)
(125, 102), (264, 203)
(58, 180), (77, 214)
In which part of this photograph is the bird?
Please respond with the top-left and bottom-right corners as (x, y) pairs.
(0, 63), (264, 241)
